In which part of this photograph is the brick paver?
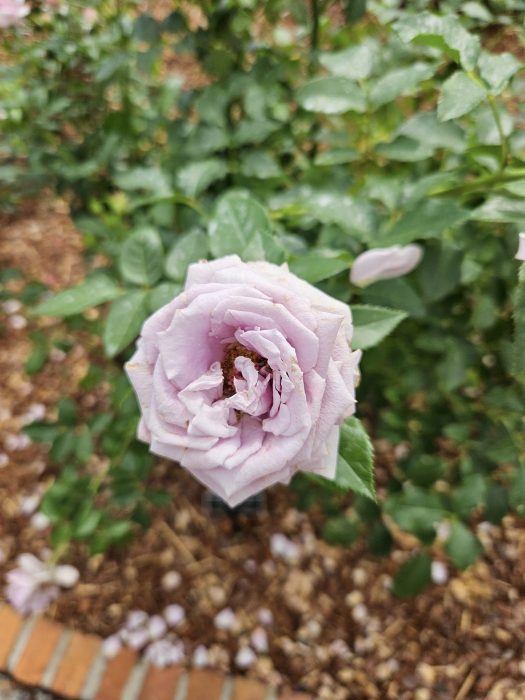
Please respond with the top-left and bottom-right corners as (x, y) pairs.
(12, 617), (63, 686)
(138, 665), (184, 700)
(51, 631), (101, 697)
(0, 605), (302, 700)
(231, 677), (267, 700)
(95, 647), (137, 700)
(186, 669), (224, 700)
(0, 606), (24, 669)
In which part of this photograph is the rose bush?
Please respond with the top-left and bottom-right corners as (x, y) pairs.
(126, 255), (361, 506)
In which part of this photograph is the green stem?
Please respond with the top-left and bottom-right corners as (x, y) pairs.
(432, 168), (525, 198)
(309, 0), (320, 72)
(49, 541), (69, 566)
(488, 96), (509, 172)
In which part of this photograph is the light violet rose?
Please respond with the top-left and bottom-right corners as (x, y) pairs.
(0, 0), (29, 27)
(5, 553), (79, 615)
(126, 255), (361, 507)
(516, 232), (525, 262)
(350, 244), (423, 288)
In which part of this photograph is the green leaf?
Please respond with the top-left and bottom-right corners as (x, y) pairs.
(384, 198), (469, 245)
(24, 422), (59, 443)
(165, 230), (208, 282)
(392, 552), (432, 598)
(369, 63), (436, 108)
(289, 250), (351, 283)
(397, 111), (466, 153)
(239, 152), (282, 179)
(33, 275), (121, 317)
(75, 427), (93, 464)
(385, 487), (448, 542)
(444, 521), (483, 569)
(323, 516), (359, 546)
(58, 398), (77, 426)
(319, 41), (379, 80)
(417, 244), (462, 302)
(393, 13), (480, 70)
(438, 71), (486, 121)
(209, 192), (282, 263)
(513, 264), (525, 384)
(114, 167), (170, 194)
(103, 290), (149, 358)
(296, 77), (366, 114)
(314, 148), (359, 166)
(510, 464), (525, 514)
(74, 508), (102, 538)
(344, 0), (367, 23)
(119, 228), (164, 287)
(50, 431), (75, 462)
(351, 305), (407, 350)
(336, 417), (375, 501)
(25, 333), (48, 375)
(471, 196), (525, 223)
(362, 278), (425, 319)
(375, 136), (434, 162)
(478, 51), (521, 94)
(147, 282), (182, 313)
(176, 159), (228, 197)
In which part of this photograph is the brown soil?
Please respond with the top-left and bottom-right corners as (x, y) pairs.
(1, 202), (525, 700)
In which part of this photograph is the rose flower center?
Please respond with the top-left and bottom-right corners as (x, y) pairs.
(221, 342), (268, 397)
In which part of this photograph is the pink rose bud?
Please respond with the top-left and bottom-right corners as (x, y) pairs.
(126, 256), (361, 507)
(516, 232), (525, 261)
(350, 244), (423, 288)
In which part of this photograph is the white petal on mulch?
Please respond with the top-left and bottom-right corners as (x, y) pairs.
(431, 561), (448, 585)
(30, 512), (50, 530)
(161, 570), (181, 591)
(214, 607), (236, 631)
(270, 533), (300, 562)
(125, 609), (149, 631)
(164, 604), (186, 627)
(235, 646), (257, 669)
(192, 645), (209, 668)
(251, 627), (268, 653)
(53, 564), (80, 588)
(2, 299), (22, 314)
(8, 314), (27, 330)
(148, 614), (168, 640)
(257, 608), (273, 626)
(102, 634), (122, 659)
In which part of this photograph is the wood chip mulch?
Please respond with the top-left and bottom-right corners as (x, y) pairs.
(1, 200), (525, 700)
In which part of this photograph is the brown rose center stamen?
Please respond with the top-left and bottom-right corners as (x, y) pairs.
(221, 342), (267, 397)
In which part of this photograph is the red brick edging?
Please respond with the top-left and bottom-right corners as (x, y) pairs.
(0, 605), (312, 700)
